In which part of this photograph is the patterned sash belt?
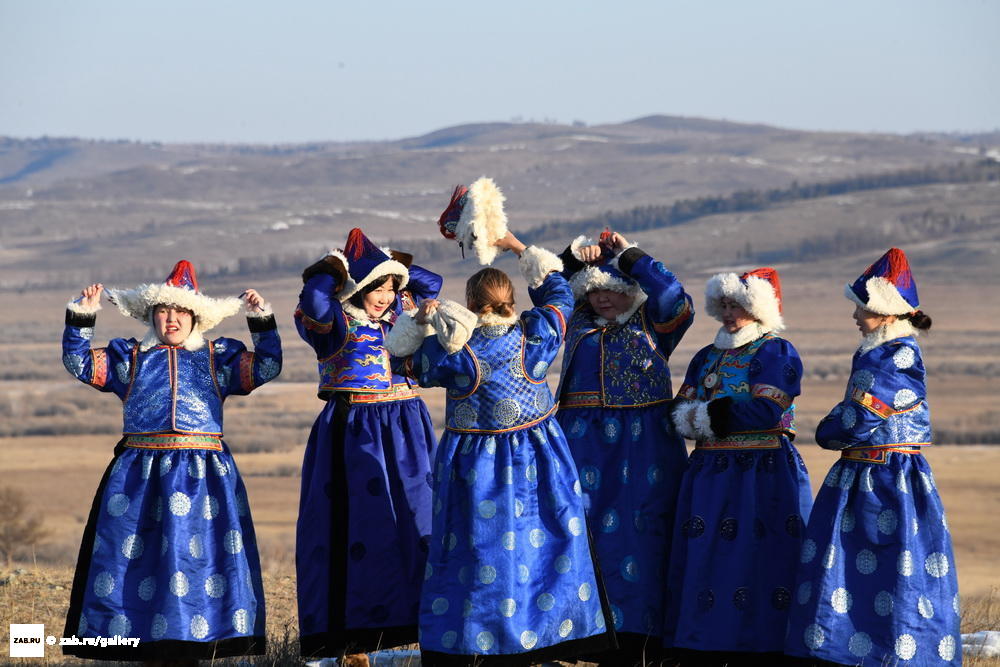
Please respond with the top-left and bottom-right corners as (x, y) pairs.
(124, 434), (223, 451)
(346, 385), (420, 404)
(841, 444), (927, 464)
(560, 392), (602, 409)
(696, 433), (782, 450)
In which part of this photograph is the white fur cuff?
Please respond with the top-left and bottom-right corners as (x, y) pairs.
(246, 303), (274, 318)
(431, 300), (479, 354)
(519, 246), (564, 289)
(67, 298), (102, 315)
(690, 401), (715, 441)
(385, 311), (435, 357)
(569, 235), (594, 261)
(671, 401), (698, 440)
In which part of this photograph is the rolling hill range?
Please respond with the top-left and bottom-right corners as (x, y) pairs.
(1, 115), (998, 290)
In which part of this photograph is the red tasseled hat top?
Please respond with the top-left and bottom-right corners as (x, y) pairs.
(741, 267), (782, 313)
(164, 260), (199, 292)
(437, 185), (469, 240)
(344, 227), (377, 262)
(863, 247), (913, 288)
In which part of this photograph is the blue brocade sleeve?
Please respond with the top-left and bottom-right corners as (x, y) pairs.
(212, 315), (283, 397)
(617, 247), (694, 356)
(708, 337), (803, 436)
(294, 273), (348, 358)
(62, 308), (134, 399)
(413, 335), (479, 392)
(404, 264), (443, 302)
(815, 339), (926, 450)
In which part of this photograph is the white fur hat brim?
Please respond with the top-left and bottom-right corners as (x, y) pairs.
(337, 258), (409, 302)
(569, 266), (642, 301)
(844, 278), (914, 316)
(106, 284), (242, 332)
(705, 273), (784, 333)
(456, 177), (508, 266)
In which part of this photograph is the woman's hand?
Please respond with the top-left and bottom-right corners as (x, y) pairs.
(416, 299), (440, 325)
(600, 231), (630, 254)
(79, 283), (104, 309)
(242, 289), (266, 313)
(494, 231), (527, 256)
(576, 244), (603, 263)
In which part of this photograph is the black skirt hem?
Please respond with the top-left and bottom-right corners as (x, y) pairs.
(421, 631), (615, 666)
(672, 648), (796, 667)
(579, 630), (665, 665)
(299, 625), (416, 657)
(61, 635), (265, 660)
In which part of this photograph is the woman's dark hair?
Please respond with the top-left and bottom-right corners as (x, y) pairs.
(466, 268), (516, 318)
(901, 309), (932, 331)
(348, 274), (403, 310)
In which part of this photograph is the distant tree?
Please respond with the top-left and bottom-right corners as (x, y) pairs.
(0, 485), (49, 569)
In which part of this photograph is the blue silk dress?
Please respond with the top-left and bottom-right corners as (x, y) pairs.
(61, 308), (281, 660)
(413, 272), (614, 666)
(294, 265), (441, 657)
(556, 247), (693, 659)
(785, 336), (960, 666)
(664, 333), (812, 658)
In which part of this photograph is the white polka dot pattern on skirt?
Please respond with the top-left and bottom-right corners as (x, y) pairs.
(895, 633), (917, 660)
(190, 615), (209, 639)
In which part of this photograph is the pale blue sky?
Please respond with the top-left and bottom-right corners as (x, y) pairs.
(1, 0), (997, 143)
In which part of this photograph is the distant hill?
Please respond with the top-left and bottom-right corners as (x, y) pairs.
(0, 115), (997, 289)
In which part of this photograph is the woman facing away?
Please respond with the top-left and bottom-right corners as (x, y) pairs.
(785, 248), (960, 667)
(555, 230), (694, 665)
(386, 230), (614, 666)
(293, 228), (442, 660)
(60, 260), (280, 661)
(664, 267), (812, 666)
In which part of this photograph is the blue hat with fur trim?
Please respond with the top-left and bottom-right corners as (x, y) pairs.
(338, 228), (409, 301)
(845, 247), (919, 316)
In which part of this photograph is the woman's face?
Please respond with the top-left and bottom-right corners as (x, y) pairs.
(152, 305), (194, 346)
(363, 277), (397, 318)
(587, 289), (634, 320)
(853, 304), (895, 335)
(718, 297), (756, 333)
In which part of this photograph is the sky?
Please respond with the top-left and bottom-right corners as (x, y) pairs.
(1, 0), (997, 144)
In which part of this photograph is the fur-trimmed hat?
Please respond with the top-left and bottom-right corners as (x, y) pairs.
(845, 247), (918, 316)
(569, 264), (642, 301)
(337, 228), (410, 302)
(438, 177), (509, 265)
(106, 260), (242, 332)
(705, 267), (784, 333)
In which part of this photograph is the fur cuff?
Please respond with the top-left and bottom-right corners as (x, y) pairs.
(245, 303), (274, 318)
(671, 400), (699, 440)
(690, 401), (716, 441)
(67, 298), (102, 315)
(519, 246), (564, 289)
(385, 311), (435, 357)
(569, 235), (595, 261)
(431, 300), (479, 354)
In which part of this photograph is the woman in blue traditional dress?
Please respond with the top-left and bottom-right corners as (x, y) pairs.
(785, 248), (960, 667)
(664, 267), (812, 666)
(294, 228), (441, 659)
(61, 260), (280, 660)
(386, 230), (614, 666)
(554, 231), (693, 665)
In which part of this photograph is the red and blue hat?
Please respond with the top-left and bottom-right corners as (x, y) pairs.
(845, 247), (919, 316)
(106, 260), (242, 332)
(337, 228), (409, 301)
(706, 266), (785, 333)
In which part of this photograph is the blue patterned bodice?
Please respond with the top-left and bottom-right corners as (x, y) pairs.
(441, 323), (556, 433)
(317, 313), (413, 396)
(559, 306), (674, 408)
(123, 345), (224, 434)
(817, 336), (932, 453)
(678, 334), (798, 441)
